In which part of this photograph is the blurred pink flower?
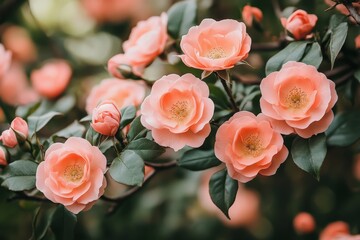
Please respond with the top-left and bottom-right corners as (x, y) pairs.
(355, 35), (360, 49)
(293, 212), (316, 234)
(107, 54), (144, 79)
(242, 5), (263, 27)
(0, 146), (7, 166)
(324, 0), (360, 23)
(0, 44), (11, 79)
(320, 221), (350, 240)
(140, 74), (214, 151)
(180, 19), (251, 71)
(31, 59), (72, 99)
(280, 10), (317, 40)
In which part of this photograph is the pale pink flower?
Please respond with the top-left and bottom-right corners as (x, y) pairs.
(123, 13), (168, 68)
(293, 212), (316, 234)
(107, 53), (144, 79)
(0, 146), (7, 166)
(36, 137), (107, 214)
(0, 44), (11, 79)
(260, 61), (338, 138)
(91, 101), (121, 136)
(0, 117), (28, 148)
(31, 59), (72, 99)
(215, 111), (288, 183)
(140, 74), (214, 151)
(324, 0), (360, 23)
(242, 5), (263, 27)
(280, 10), (318, 40)
(180, 19), (251, 71)
(85, 78), (146, 114)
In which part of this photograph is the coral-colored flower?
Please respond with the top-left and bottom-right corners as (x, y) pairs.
(0, 117), (28, 148)
(180, 19), (251, 71)
(140, 74), (214, 151)
(260, 61), (337, 138)
(0, 44), (11, 79)
(91, 101), (121, 136)
(293, 212), (316, 234)
(320, 221), (350, 240)
(107, 54), (144, 79)
(280, 10), (317, 40)
(123, 13), (167, 68)
(0, 63), (39, 106)
(31, 59), (72, 99)
(0, 146), (7, 166)
(355, 35), (360, 49)
(85, 78), (146, 114)
(214, 111), (288, 183)
(324, 0), (360, 23)
(198, 168), (260, 227)
(242, 5), (263, 27)
(2, 25), (37, 63)
(36, 137), (107, 214)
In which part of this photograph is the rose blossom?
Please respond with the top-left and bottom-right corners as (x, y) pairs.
(140, 74), (214, 151)
(242, 5), (263, 27)
(280, 10), (317, 40)
(324, 0), (360, 23)
(31, 59), (72, 99)
(214, 111), (288, 183)
(122, 13), (168, 68)
(0, 44), (11, 79)
(355, 35), (360, 49)
(91, 101), (121, 136)
(0, 117), (28, 148)
(179, 19), (251, 71)
(85, 78), (146, 114)
(36, 137), (107, 214)
(260, 61), (337, 138)
(320, 221), (350, 240)
(0, 146), (8, 166)
(107, 53), (144, 79)
(293, 212), (316, 234)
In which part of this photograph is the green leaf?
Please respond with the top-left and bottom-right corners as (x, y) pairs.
(291, 134), (327, 180)
(16, 102), (41, 119)
(239, 90), (261, 110)
(50, 205), (77, 240)
(120, 105), (136, 129)
(208, 84), (231, 110)
(52, 121), (86, 140)
(209, 168), (238, 218)
(109, 150), (144, 186)
(354, 70), (360, 83)
(31, 205), (57, 240)
(326, 111), (360, 147)
(79, 115), (92, 123)
(85, 127), (100, 146)
(167, 0), (197, 39)
(127, 116), (146, 142)
(126, 138), (165, 163)
(178, 149), (221, 171)
(1, 160), (38, 191)
(28, 112), (62, 136)
(301, 42), (323, 69)
(325, 15), (348, 69)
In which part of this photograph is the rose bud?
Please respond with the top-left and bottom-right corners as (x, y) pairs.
(91, 101), (121, 136)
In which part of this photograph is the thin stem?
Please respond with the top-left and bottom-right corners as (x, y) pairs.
(340, 0), (360, 25)
(7, 193), (49, 203)
(271, 0), (282, 20)
(217, 75), (239, 112)
(144, 160), (177, 169)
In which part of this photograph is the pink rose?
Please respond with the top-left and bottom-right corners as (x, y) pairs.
(0, 146), (8, 166)
(242, 5), (263, 27)
(355, 35), (360, 49)
(91, 101), (121, 136)
(280, 10), (318, 40)
(260, 61), (338, 138)
(320, 221), (350, 240)
(36, 137), (107, 214)
(293, 212), (316, 234)
(107, 54), (144, 79)
(85, 78), (146, 114)
(0, 44), (11, 79)
(2, 25), (37, 63)
(0, 117), (28, 148)
(324, 0), (360, 23)
(140, 74), (214, 151)
(123, 13), (168, 68)
(214, 111), (288, 183)
(0, 63), (39, 106)
(179, 19), (251, 71)
(31, 59), (72, 99)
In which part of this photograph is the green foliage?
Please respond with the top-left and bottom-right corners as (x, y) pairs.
(326, 111), (360, 147)
(1, 160), (38, 191)
(126, 138), (165, 163)
(209, 168), (238, 219)
(109, 150), (145, 186)
(178, 149), (221, 171)
(52, 121), (86, 140)
(50, 205), (77, 240)
(167, 0), (197, 39)
(127, 116), (146, 142)
(31, 205), (57, 240)
(291, 134), (327, 180)
(85, 126), (100, 146)
(119, 105), (136, 129)
(28, 112), (62, 136)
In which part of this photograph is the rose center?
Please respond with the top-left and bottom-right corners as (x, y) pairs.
(241, 134), (264, 157)
(286, 87), (308, 109)
(206, 47), (227, 59)
(169, 100), (190, 122)
(63, 164), (84, 182)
